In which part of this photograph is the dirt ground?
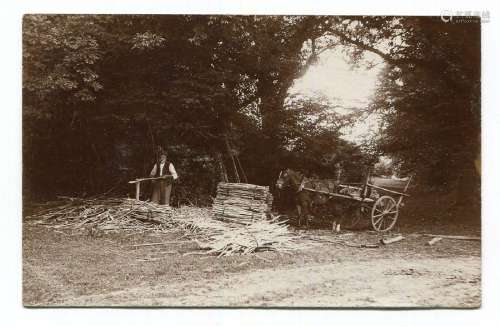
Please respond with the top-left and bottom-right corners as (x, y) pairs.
(23, 216), (481, 307)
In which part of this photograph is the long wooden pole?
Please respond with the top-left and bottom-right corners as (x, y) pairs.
(135, 182), (140, 200)
(216, 152), (229, 183)
(235, 154), (248, 183)
(128, 175), (173, 184)
(423, 234), (480, 241)
(129, 175), (173, 201)
(301, 187), (375, 202)
(225, 135), (240, 183)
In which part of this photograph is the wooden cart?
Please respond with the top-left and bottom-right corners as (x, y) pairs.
(301, 171), (413, 232)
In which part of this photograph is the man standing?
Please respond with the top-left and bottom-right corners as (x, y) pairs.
(150, 152), (178, 205)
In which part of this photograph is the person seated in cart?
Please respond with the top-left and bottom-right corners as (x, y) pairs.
(149, 151), (178, 206)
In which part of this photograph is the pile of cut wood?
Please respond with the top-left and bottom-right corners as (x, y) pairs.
(195, 217), (306, 256)
(212, 182), (273, 224)
(25, 197), (175, 235)
(25, 197), (309, 256)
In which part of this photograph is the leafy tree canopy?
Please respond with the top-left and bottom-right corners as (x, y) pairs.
(23, 15), (480, 202)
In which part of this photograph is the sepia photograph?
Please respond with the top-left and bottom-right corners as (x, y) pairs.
(22, 14), (482, 308)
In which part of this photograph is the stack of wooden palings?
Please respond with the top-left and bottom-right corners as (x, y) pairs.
(212, 182), (273, 224)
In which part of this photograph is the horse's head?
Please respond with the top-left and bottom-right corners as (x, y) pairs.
(275, 169), (288, 190)
(276, 169), (301, 190)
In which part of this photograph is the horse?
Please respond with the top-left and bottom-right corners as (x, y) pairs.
(275, 169), (339, 227)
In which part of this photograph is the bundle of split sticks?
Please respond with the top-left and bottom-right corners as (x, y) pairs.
(25, 196), (308, 256)
(212, 183), (273, 224)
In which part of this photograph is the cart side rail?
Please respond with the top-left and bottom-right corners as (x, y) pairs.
(301, 187), (375, 202)
(365, 183), (410, 197)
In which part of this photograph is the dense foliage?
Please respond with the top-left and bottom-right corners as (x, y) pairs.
(347, 17), (480, 200)
(23, 15), (480, 204)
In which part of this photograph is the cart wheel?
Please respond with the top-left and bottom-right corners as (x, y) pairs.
(371, 196), (399, 232)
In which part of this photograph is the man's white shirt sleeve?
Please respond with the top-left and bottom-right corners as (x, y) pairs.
(169, 163), (178, 180)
